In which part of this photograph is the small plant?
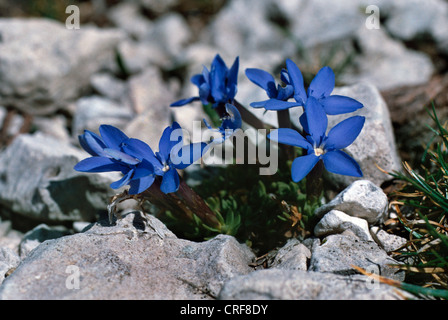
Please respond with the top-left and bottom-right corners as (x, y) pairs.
(74, 54), (365, 253)
(388, 103), (448, 298)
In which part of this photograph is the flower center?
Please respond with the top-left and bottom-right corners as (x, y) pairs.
(162, 164), (170, 172)
(314, 147), (325, 157)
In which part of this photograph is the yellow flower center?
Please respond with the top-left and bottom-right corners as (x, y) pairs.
(314, 147), (325, 156)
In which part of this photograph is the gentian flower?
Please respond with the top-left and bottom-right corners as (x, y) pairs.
(152, 122), (208, 194)
(268, 97), (365, 182)
(74, 125), (158, 195)
(245, 67), (301, 110)
(203, 103), (242, 145)
(286, 59), (364, 114)
(170, 54), (239, 108)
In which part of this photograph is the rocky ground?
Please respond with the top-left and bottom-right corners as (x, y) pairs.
(0, 0), (447, 300)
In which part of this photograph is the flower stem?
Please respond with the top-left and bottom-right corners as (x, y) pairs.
(233, 99), (270, 130)
(141, 177), (221, 230)
(306, 160), (324, 203)
(277, 109), (295, 161)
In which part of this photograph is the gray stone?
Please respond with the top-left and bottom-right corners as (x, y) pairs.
(0, 211), (256, 300)
(19, 224), (72, 258)
(0, 132), (119, 223)
(90, 73), (129, 103)
(218, 269), (410, 300)
(315, 180), (388, 225)
(340, 27), (434, 91)
(107, 2), (153, 40)
(384, 0), (448, 54)
(314, 210), (373, 242)
(0, 247), (20, 285)
(370, 226), (408, 253)
(328, 83), (401, 187)
(144, 13), (192, 60)
(203, 0), (292, 58)
(124, 66), (175, 149)
(71, 95), (134, 138)
(0, 18), (125, 115)
(117, 38), (168, 74)
(309, 234), (404, 281)
(270, 238), (310, 271)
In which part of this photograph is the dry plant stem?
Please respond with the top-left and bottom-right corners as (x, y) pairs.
(141, 177), (221, 229)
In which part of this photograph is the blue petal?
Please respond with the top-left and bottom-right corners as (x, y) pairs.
(121, 138), (159, 166)
(110, 169), (134, 189)
(227, 56), (239, 100)
(308, 66), (335, 100)
(74, 157), (126, 173)
(320, 95), (364, 115)
(299, 113), (309, 134)
(158, 122), (183, 163)
(324, 116), (365, 151)
(268, 128), (311, 149)
(199, 82), (211, 105)
(245, 68), (276, 94)
(78, 130), (107, 157)
(210, 55), (227, 103)
(263, 99), (301, 111)
(160, 167), (180, 194)
(171, 142), (208, 169)
(170, 96), (200, 107)
(305, 96), (328, 145)
(276, 85), (294, 101)
(129, 174), (155, 195)
(132, 159), (155, 179)
(286, 59), (307, 105)
(291, 154), (320, 182)
(222, 103), (242, 130)
(99, 125), (129, 150)
(280, 68), (290, 85)
(191, 73), (205, 87)
(104, 148), (140, 165)
(322, 150), (363, 177)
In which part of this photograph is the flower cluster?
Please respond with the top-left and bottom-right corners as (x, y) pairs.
(262, 59), (365, 182)
(75, 123), (206, 194)
(75, 54), (365, 197)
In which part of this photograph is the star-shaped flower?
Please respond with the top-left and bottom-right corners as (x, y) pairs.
(74, 125), (158, 195)
(268, 97), (365, 182)
(171, 54), (239, 108)
(286, 59), (364, 115)
(152, 122), (208, 193)
(245, 67), (301, 110)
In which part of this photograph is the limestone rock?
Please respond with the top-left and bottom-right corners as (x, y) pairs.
(315, 180), (389, 225)
(0, 212), (256, 300)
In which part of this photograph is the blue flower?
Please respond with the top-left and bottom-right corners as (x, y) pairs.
(245, 67), (302, 110)
(203, 103), (242, 144)
(286, 59), (364, 114)
(74, 125), (159, 195)
(171, 54), (239, 108)
(268, 97), (365, 182)
(152, 122), (208, 194)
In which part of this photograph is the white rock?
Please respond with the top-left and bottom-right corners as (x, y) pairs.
(370, 226), (408, 253)
(326, 82), (402, 187)
(314, 210), (373, 242)
(315, 180), (388, 225)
